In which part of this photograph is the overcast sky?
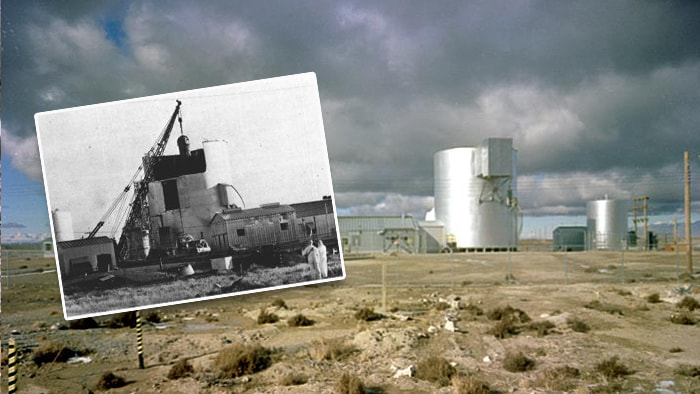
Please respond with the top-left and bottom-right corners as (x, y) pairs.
(2, 1), (700, 242)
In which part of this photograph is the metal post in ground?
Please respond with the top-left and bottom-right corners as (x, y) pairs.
(381, 262), (387, 313)
(136, 311), (145, 369)
(9, 338), (18, 394)
(675, 238), (681, 283)
(620, 241), (625, 284)
(564, 245), (568, 285)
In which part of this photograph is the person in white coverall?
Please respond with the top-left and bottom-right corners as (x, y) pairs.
(316, 240), (328, 278)
(302, 240), (322, 279)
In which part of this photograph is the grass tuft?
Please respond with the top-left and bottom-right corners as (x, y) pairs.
(486, 305), (530, 323)
(670, 312), (696, 325)
(280, 372), (308, 386)
(96, 371), (127, 390)
(677, 296), (700, 311)
(107, 311), (137, 328)
(669, 347), (683, 353)
(69, 318), (100, 330)
(646, 293), (661, 303)
(453, 375), (494, 394)
(584, 300), (623, 315)
(488, 317), (520, 339)
(526, 320), (556, 336)
(354, 307), (382, 322)
(567, 317), (591, 333)
(167, 359), (194, 380)
(288, 314), (314, 327)
(675, 364), (700, 377)
(215, 344), (272, 378)
(334, 372), (365, 394)
(309, 338), (356, 362)
(271, 298), (288, 309)
(415, 356), (457, 386)
(32, 341), (88, 366)
(257, 309), (280, 324)
(595, 356), (631, 379)
(502, 352), (535, 372)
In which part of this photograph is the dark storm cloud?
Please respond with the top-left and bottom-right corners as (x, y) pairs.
(2, 0), (699, 216)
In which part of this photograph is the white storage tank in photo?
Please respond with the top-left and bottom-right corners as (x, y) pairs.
(52, 209), (74, 242)
(586, 199), (630, 250)
(433, 138), (518, 250)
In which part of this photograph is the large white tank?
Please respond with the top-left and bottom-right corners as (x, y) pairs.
(52, 209), (74, 242)
(202, 140), (231, 189)
(586, 199), (629, 250)
(434, 142), (518, 250)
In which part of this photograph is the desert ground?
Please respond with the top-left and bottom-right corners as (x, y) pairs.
(2, 248), (700, 393)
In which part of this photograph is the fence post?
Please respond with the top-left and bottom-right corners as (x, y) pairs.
(675, 238), (681, 283)
(136, 311), (145, 369)
(620, 241), (625, 284)
(381, 262), (387, 313)
(9, 338), (18, 394)
(564, 245), (568, 285)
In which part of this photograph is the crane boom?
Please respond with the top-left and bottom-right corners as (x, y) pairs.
(87, 101), (182, 254)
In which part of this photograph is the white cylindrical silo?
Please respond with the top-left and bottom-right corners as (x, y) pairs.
(434, 147), (517, 250)
(202, 140), (232, 189)
(586, 199), (629, 250)
(52, 209), (74, 242)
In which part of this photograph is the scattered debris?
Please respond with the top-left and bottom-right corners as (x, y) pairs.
(67, 356), (93, 364)
(392, 364), (415, 378)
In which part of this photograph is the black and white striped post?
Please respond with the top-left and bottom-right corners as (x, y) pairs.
(136, 311), (145, 369)
(8, 338), (18, 394)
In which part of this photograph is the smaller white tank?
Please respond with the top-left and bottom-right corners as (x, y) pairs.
(52, 209), (74, 242)
(587, 199), (630, 250)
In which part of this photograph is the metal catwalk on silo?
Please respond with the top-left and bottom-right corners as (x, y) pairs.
(433, 138), (518, 251)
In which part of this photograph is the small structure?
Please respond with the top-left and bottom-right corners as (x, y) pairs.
(417, 220), (446, 253)
(42, 238), (54, 258)
(56, 237), (117, 276)
(210, 204), (298, 251)
(552, 226), (587, 251)
(291, 197), (336, 240)
(338, 215), (419, 254)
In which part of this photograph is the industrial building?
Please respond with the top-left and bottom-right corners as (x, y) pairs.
(552, 226), (587, 251)
(56, 237), (117, 276)
(338, 138), (520, 254)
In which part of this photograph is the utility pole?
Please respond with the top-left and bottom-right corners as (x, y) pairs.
(684, 151), (693, 274)
(632, 196), (649, 249)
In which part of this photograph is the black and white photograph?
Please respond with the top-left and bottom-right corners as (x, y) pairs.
(35, 73), (345, 320)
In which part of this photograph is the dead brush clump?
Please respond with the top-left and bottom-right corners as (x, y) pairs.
(502, 352), (535, 373)
(215, 344), (272, 378)
(32, 341), (88, 366)
(452, 375), (494, 394)
(334, 372), (365, 394)
(646, 293), (661, 303)
(670, 312), (696, 325)
(463, 304), (484, 317)
(526, 320), (556, 336)
(107, 311), (137, 328)
(69, 317), (100, 330)
(415, 356), (457, 386)
(143, 310), (162, 323)
(488, 317), (520, 339)
(309, 338), (356, 361)
(257, 309), (280, 324)
(595, 356), (631, 379)
(677, 296), (700, 311)
(167, 359), (194, 380)
(532, 365), (580, 391)
(434, 301), (451, 311)
(354, 307), (382, 322)
(486, 305), (531, 323)
(287, 313), (314, 327)
(584, 300), (623, 315)
(271, 298), (288, 309)
(567, 317), (591, 333)
(280, 372), (308, 386)
(95, 371), (127, 390)
(669, 347), (683, 353)
(675, 364), (700, 377)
